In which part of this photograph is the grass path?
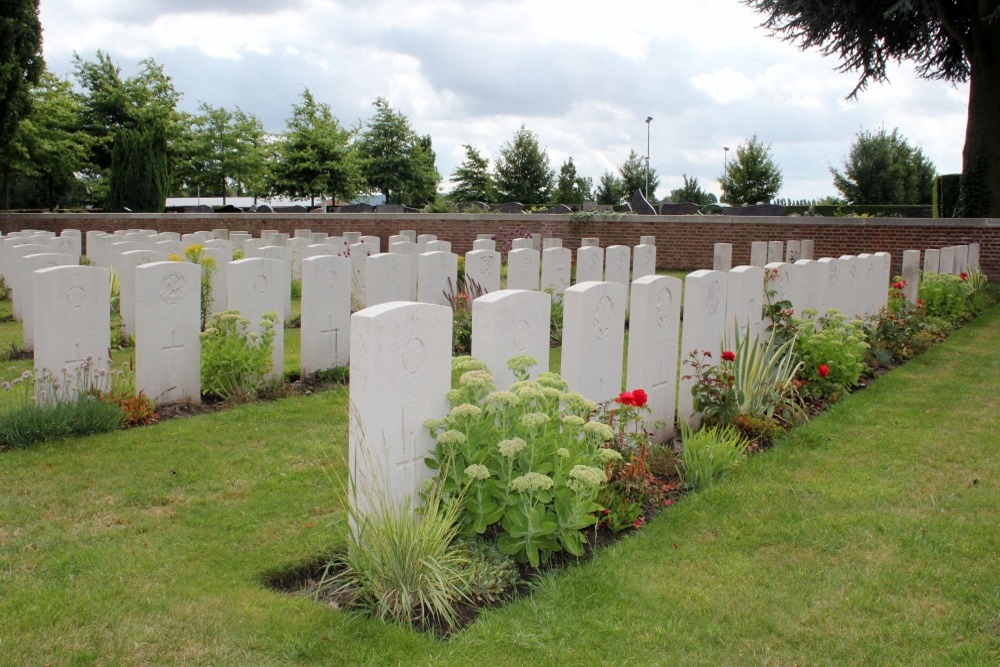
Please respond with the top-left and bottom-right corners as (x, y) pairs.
(1, 306), (998, 665)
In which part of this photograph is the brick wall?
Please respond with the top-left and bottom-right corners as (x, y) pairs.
(3, 212), (997, 280)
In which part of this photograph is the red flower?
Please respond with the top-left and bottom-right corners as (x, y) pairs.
(631, 389), (648, 407)
(616, 391), (635, 406)
(961, 272), (968, 281)
(663, 498), (675, 507)
(818, 364), (830, 378)
(794, 379), (802, 388)
(892, 281), (903, 290)
(634, 517), (645, 528)
(721, 350), (736, 362)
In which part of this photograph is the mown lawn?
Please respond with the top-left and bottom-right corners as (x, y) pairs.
(0, 301), (997, 665)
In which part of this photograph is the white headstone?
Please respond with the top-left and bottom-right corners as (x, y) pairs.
(632, 243), (656, 280)
(349, 302), (452, 521)
(365, 252), (412, 306)
(713, 243), (733, 272)
(472, 289), (551, 388)
(472, 239), (496, 252)
(258, 245), (292, 321)
(300, 255), (352, 376)
(561, 281), (627, 403)
(227, 258), (286, 380)
(389, 241), (419, 300)
(360, 235), (381, 255)
(923, 248), (940, 274)
(427, 240), (452, 253)
(464, 248), (502, 294)
(872, 252), (892, 313)
(767, 241), (784, 264)
(8, 243), (50, 319)
(790, 259), (817, 314)
(575, 245), (605, 283)
(542, 238), (562, 249)
(815, 258), (840, 315)
(416, 251), (458, 307)
(626, 275), (682, 441)
(540, 247), (572, 295)
(750, 241), (768, 267)
(955, 245), (970, 274)
(288, 237), (309, 279)
(116, 249), (166, 335)
(785, 240), (801, 263)
(400, 230), (416, 243)
(21, 253), (75, 350)
(603, 246), (631, 300)
(725, 265), (764, 341)
(506, 248), (540, 291)
(968, 243), (980, 271)
(135, 261), (201, 403)
(33, 265), (111, 399)
(901, 250), (921, 303)
(677, 270), (728, 428)
(938, 246), (956, 275)
(640, 236), (656, 246)
(416, 234), (436, 253)
(581, 237), (600, 247)
(800, 240), (815, 260)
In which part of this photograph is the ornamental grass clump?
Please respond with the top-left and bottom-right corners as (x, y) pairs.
(0, 359), (124, 447)
(678, 422), (749, 492)
(200, 310), (277, 402)
(322, 476), (475, 633)
(426, 355), (610, 567)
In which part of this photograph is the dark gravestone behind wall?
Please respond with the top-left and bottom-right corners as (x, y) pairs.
(493, 202), (525, 214)
(630, 189), (657, 215)
(658, 202), (701, 215)
(340, 203), (376, 213)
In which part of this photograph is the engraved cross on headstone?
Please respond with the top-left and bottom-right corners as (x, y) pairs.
(321, 315), (340, 363)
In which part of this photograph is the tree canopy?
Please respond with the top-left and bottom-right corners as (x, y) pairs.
(831, 127), (936, 205)
(618, 149), (659, 203)
(356, 97), (439, 206)
(449, 144), (493, 203)
(719, 134), (783, 205)
(552, 157), (593, 206)
(1, 0), (44, 207)
(271, 89), (359, 207)
(742, 0), (1000, 216)
(669, 174), (717, 205)
(493, 125), (554, 205)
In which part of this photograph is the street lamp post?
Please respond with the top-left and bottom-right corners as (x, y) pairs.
(645, 116), (653, 200)
(723, 146), (730, 203)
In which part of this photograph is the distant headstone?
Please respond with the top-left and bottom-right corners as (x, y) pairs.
(581, 237), (600, 247)
(365, 252), (412, 307)
(257, 245), (293, 321)
(713, 243), (733, 272)
(901, 250), (921, 303)
(301, 255), (352, 376)
(800, 240), (815, 260)
(472, 239), (496, 252)
(506, 248), (540, 291)
(227, 257), (285, 379)
(218, 205), (242, 213)
(785, 240), (801, 263)
(21, 253), (75, 351)
(256, 204), (274, 213)
(540, 247), (572, 295)
(575, 246), (604, 283)
(493, 202), (525, 214)
(464, 248), (502, 294)
(749, 241), (768, 268)
(767, 241), (784, 264)
(341, 203), (375, 213)
(630, 189), (656, 215)
(375, 204), (405, 214)
(658, 202), (700, 215)
(416, 251), (458, 307)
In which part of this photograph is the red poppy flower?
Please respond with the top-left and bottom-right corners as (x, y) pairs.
(892, 281), (903, 290)
(616, 391), (635, 406)
(631, 389), (648, 407)
(721, 350), (736, 362)
(961, 272), (968, 281)
(818, 364), (830, 378)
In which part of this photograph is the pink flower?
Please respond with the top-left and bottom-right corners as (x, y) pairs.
(721, 350), (736, 362)
(818, 364), (830, 378)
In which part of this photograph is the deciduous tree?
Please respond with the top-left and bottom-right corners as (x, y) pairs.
(742, 0), (1000, 216)
(493, 125), (554, 205)
(669, 174), (717, 205)
(0, 0), (44, 208)
(831, 127), (936, 205)
(718, 134), (783, 205)
(356, 97), (439, 206)
(552, 157), (593, 206)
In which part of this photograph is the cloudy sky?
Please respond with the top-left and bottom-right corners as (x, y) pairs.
(38, 0), (969, 202)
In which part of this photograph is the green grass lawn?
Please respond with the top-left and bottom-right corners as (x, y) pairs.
(1, 301), (998, 664)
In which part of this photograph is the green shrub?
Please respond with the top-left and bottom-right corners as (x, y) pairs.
(789, 309), (869, 400)
(678, 423), (748, 492)
(200, 311), (277, 401)
(290, 278), (302, 300)
(864, 279), (929, 366)
(547, 289), (565, 347)
(917, 273), (973, 323)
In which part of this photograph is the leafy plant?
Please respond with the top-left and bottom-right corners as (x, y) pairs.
(722, 324), (804, 424)
(678, 422), (749, 492)
(788, 309), (869, 401)
(425, 355), (613, 567)
(864, 279), (929, 367)
(171, 244), (218, 329)
(200, 310), (277, 402)
(917, 272), (973, 323)
(547, 288), (565, 347)
(290, 278), (302, 300)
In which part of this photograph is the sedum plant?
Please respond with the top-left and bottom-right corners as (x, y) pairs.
(789, 309), (869, 401)
(425, 355), (611, 567)
(199, 310), (277, 401)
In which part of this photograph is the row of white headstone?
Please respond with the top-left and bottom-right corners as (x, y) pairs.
(347, 250), (896, 519)
(713, 240), (816, 272)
